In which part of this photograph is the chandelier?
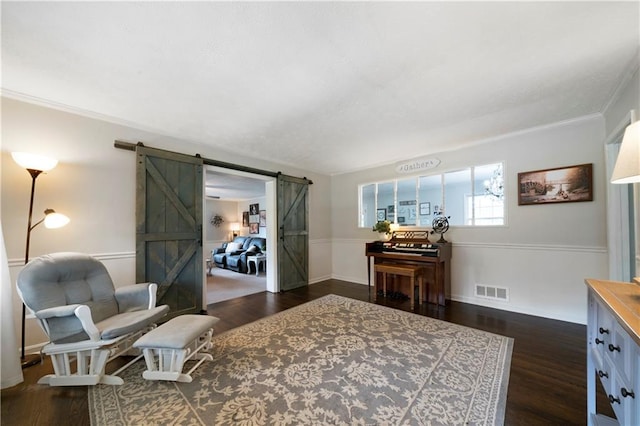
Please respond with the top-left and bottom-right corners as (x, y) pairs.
(484, 164), (504, 200)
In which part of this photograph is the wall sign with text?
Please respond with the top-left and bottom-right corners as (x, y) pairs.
(395, 157), (441, 174)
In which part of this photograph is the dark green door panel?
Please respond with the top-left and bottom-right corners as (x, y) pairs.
(278, 174), (309, 291)
(136, 146), (203, 318)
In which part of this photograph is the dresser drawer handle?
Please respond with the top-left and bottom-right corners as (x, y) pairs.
(599, 327), (609, 334)
(595, 338), (604, 345)
(621, 388), (635, 399)
(608, 344), (620, 353)
(598, 370), (609, 379)
(609, 395), (621, 404)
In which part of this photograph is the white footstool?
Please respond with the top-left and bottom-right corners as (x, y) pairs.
(133, 314), (220, 383)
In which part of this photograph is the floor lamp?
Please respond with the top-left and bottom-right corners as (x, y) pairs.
(11, 152), (70, 368)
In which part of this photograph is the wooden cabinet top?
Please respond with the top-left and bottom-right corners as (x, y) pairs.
(585, 278), (640, 346)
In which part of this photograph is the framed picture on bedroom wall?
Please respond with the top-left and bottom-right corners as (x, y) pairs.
(259, 210), (266, 227)
(242, 211), (249, 227)
(249, 223), (259, 234)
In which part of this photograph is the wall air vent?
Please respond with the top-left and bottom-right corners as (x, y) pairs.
(475, 284), (509, 301)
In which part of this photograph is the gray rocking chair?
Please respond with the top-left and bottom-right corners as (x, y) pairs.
(16, 252), (169, 386)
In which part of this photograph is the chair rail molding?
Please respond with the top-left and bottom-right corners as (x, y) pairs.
(8, 251), (136, 268)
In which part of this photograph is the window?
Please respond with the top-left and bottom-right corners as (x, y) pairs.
(418, 174), (441, 227)
(444, 169), (471, 227)
(397, 178), (417, 226)
(465, 194), (505, 225)
(359, 162), (505, 228)
(361, 184), (376, 226)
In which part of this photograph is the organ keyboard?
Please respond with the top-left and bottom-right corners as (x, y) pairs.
(377, 242), (440, 257)
(366, 231), (452, 306)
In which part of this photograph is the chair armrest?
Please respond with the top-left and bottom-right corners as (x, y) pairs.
(115, 283), (158, 312)
(35, 304), (82, 320)
(37, 304), (101, 341)
(74, 305), (100, 341)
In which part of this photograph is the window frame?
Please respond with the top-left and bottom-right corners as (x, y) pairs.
(359, 162), (506, 229)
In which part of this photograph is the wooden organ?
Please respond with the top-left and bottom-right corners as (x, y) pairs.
(365, 230), (452, 306)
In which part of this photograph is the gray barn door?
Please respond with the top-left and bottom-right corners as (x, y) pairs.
(278, 174), (310, 291)
(136, 146), (203, 319)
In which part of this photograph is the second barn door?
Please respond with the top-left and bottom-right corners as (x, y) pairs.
(278, 174), (310, 291)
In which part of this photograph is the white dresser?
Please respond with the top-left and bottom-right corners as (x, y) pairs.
(586, 279), (640, 425)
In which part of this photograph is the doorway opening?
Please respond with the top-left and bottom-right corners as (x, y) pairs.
(204, 166), (277, 304)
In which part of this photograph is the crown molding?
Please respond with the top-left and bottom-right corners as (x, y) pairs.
(601, 49), (640, 117)
(1, 88), (175, 139)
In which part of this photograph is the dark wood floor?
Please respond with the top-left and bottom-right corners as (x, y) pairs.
(1, 279), (614, 425)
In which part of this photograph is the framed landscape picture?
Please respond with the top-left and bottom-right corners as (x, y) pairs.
(518, 163), (593, 205)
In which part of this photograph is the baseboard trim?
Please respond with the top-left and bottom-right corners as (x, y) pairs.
(309, 274), (332, 284)
(330, 274), (368, 285)
(451, 294), (584, 325)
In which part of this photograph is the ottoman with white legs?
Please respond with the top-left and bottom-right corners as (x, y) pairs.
(133, 314), (220, 383)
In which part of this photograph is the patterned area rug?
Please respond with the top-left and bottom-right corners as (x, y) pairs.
(89, 295), (513, 425)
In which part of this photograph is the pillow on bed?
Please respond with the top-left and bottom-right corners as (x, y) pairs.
(225, 242), (242, 253)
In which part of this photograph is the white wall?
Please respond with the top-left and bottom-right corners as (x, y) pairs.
(203, 198), (239, 257)
(331, 115), (608, 324)
(1, 97), (332, 355)
(206, 199), (239, 241)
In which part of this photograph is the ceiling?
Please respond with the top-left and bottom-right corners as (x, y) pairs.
(2, 2), (639, 176)
(205, 169), (265, 201)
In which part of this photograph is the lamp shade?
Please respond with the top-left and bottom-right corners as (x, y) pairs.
(42, 209), (70, 229)
(11, 152), (58, 172)
(230, 222), (240, 232)
(611, 121), (640, 184)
